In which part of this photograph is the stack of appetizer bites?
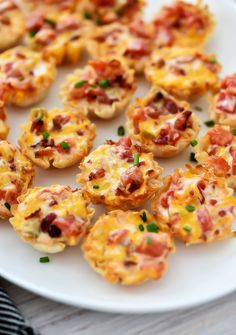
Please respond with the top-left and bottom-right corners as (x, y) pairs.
(0, 0), (235, 287)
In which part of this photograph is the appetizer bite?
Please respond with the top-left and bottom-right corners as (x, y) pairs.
(60, 57), (136, 119)
(0, 141), (35, 219)
(82, 210), (175, 285)
(145, 47), (221, 100)
(126, 87), (200, 157)
(152, 164), (236, 245)
(25, 11), (84, 65)
(152, 0), (214, 48)
(77, 137), (162, 210)
(18, 107), (96, 169)
(0, 100), (9, 139)
(194, 125), (236, 188)
(0, 46), (56, 107)
(10, 185), (94, 253)
(78, 0), (145, 26)
(22, 0), (78, 13)
(86, 20), (154, 73)
(210, 73), (236, 127)
(0, 0), (25, 51)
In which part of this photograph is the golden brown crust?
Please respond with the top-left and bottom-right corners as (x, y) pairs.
(145, 47), (221, 100)
(82, 209), (175, 285)
(77, 137), (162, 210)
(10, 185), (95, 253)
(126, 86), (200, 158)
(18, 107), (96, 169)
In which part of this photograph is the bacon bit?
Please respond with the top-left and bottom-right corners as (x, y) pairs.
(209, 199), (217, 206)
(89, 168), (105, 180)
(131, 107), (146, 134)
(52, 114), (70, 131)
(25, 209), (41, 220)
(70, 84), (118, 105)
(26, 11), (44, 31)
(154, 25), (174, 47)
(35, 28), (57, 46)
(92, 0), (115, 6)
(160, 190), (174, 209)
(56, 17), (80, 32)
(40, 213), (57, 232)
(108, 229), (129, 244)
(136, 233), (167, 258)
(153, 126), (181, 146)
(31, 118), (44, 134)
(52, 214), (83, 237)
(117, 137), (132, 148)
(208, 156), (230, 175)
(197, 180), (206, 190)
(124, 38), (151, 58)
(208, 125), (233, 146)
(120, 166), (143, 193)
(197, 207), (213, 232)
(222, 75), (236, 90)
(114, 137), (134, 162)
(230, 147), (236, 175)
(164, 99), (180, 114)
(129, 19), (151, 39)
(197, 183), (205, 204)
(216, 92), (236, 114)
(35, 148), (53, 158)
(219, 210), (226, 217)
(174, 110), (192, 131)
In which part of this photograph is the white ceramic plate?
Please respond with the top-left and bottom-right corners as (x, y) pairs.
(0, 0), (236, 314)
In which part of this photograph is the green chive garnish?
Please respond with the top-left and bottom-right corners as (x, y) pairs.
(133, 153), (139, 166)
(4, 202), (11, 211)
(209, 58), (217, 64)
(42, 131), (49, 140)
(45, 18), (56, 27)
(146, 237), (153, 245)
(190, 139), (198, 147)
(194, 106), (202, 112)
(60, 141), (70, 150)
(98, 79), (110, 88)
(96, 17), (102, 25)
(117, 126), (125, 136)
(93, 185), (99, 189)
(74, 80), (87, 88)
(140, 211), (147, 222)
(83, 11), (92, 20)
(232, 129), (236, 136)
(138, 224), (144, 232)
(185, 204), (195, 212)
(204, 120), (215, 127)
(183, 225), (192, 233)
(190, 152), (197, 163)
(146, 222), (159, 233)
(29, 30), (37, 38)
(39, 256), (50, 263)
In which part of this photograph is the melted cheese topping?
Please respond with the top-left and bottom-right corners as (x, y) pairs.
(153, 166), (236, 245)
(77, 141), (162, 209)
(10, 185), (94, 253)
(82, 210), (174, 285)
(18, 107), (96, 169)
(145, 47), (220, 99)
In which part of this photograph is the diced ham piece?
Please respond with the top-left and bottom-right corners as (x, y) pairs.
(26, 11), (45, 31)
(208, 156), (230, 175)
(136, 233), (168, 258)
(120, 166), (143, 193)
(108, 229), (129, 244)
(124, 38), (151, 58)
(208, 126), (233, 146)
(197, 207), (213, 232)
(216, 92), (236, 114)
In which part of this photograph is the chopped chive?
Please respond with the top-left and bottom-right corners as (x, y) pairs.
(60, 141), (70, 150)
(117, 125), (125, 136)
(194, 106), (202, 112)
(204, 120), (215, 127)
(146, 222), (159, 233)
(29, 30), (37, 38)
(146, 236), (153, 245)
(140, 211), (147, 222)
(133, 153), (139, 166)
(98, 79), (110, 88)
(190, 152), (197, 163)
(74, 80), (87, 88)
(83, 11), (92, 20)
(42, 131), (49, 140)
(96, 17), (102, 25)
(39, 256), (50, 263)
(209, 58), (217, 64)
(232, 129), (236, 136)
(183, 225), (192, 233)
(185, 204), (195, 212)
(138, 224), (144, 232)
(93, 185), (99, 189)
(45, 18), (56, 27)
(4, 202), (11, 211)
(190, 139), (198, 147)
